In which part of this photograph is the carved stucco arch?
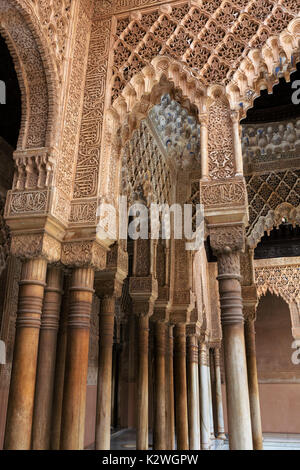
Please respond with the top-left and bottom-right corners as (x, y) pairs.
(108, 56), (204, 143)
(0, 0), (59, 149)
(227, 18), (300, 114)
(256, 287), (300, 340)
(248, 202), (300, 248)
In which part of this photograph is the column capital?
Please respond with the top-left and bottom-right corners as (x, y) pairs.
(186, 323), (201, 337)
(210, 224), (245, 256)
(61, 240), (107, 271)
(10, 232), (62, 264)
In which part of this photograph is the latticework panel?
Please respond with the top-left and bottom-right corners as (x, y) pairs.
(111, 0), (299, 102)
(246, 169), (300, 236)
(121, 120), (173, 205)
(255, 264), (300, 306)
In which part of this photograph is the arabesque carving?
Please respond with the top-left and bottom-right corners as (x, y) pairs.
(10, 233), (61, 262)
(110, 0), (299, 107)
(247, 202), (300, 248)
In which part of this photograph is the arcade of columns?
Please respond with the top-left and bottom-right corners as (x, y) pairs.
(0, 0), (300, 451)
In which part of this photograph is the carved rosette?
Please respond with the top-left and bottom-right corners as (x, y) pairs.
(61, 240), (107, 270)
(10, 233), (61, 263)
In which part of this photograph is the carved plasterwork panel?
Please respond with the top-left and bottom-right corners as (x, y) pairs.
(54, 0), (92, 205)
(208, 99), (235, 179)
(110, 0), (299, 103)
(73, 17), (111, 200)
(17, 0), (73, 83)
(200, 178), (247, 208)
(0, 197), (10, 277)
(121, 120), (173, 205)
(246, 169), (300, 239)
(255, 262), (300, 308)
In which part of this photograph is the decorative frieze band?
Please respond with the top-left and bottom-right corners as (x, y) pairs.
(200, 178), (247, 208)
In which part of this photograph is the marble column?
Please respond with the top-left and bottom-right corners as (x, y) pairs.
(187, 335), (200, 450)
(174, 323), (189, 450)
(50, 274), (70, 449)
(153, 321), (166, 450)
(207, 354), (215, 444)
(217, 251), (252, 450)
(32, 266), (63, 449)
(245, 317), (263, 450)
(60, 267), (95, 450)
(165, 325), (175, 450)
(4, 258), (47, 450)
(95, 296), (115, 450)
(137, 315), (149, 450)
(213, 348), (226, 440)
(231, 110), (243, 177)
(199, 342), (210, 450)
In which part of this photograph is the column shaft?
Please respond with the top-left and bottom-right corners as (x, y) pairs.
(137, 315), (149, 450)
(153, 322), (166, 450)
(60, 267), (94, 450)
(4, 258), (47, 450)
(50, 274), (70, 449)
(187, 335), (200, 450)
(218, 267), (252, 450)
(214, 349), (226, 440)
(174, 323), (189, 450)
(95, 296), (115, 450)
(199, 343), (210, 450)
(32, 266), (63, 449)
(207, 356), (215, 443)
(200, 114), (209, 180)
(245, 319), (263, 450)
(165, 325), (175, 450)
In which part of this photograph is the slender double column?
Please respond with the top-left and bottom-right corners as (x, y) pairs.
(174, 323), (189, 450)
(4, 258), (47, 450)
(95, 296), (115, 450)
(50, 274), (71, 450)
(60, 267), (95, 450)
(153, 321), (166, 450)
(245, 317), (263, 450)
(213, 348), (226, 440)
(187, 335), (200, 450)
(165, 325), (175, 450)
(137, 315), (149, 450)
(217, 251), (252, 450)
(32, 266), (63, 449)
(199, 342), (211, 450)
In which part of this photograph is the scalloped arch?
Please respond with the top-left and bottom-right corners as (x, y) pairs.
(108, 56), (206, 144)
(247, 202), (300, 248)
